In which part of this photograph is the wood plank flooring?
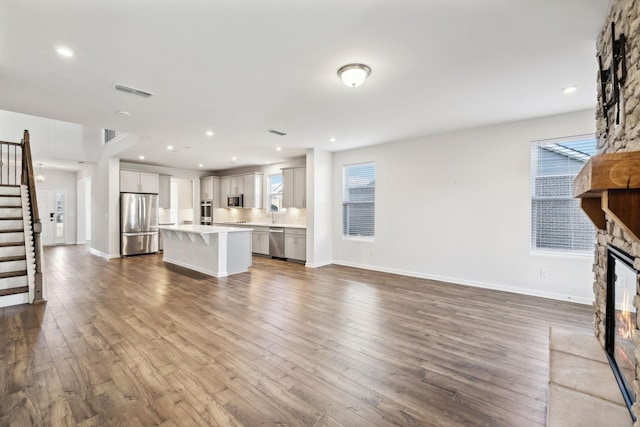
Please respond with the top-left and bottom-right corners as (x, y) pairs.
(0, 245), (592, 426)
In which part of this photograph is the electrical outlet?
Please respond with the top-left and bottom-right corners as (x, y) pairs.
(540, 268), (549, 279)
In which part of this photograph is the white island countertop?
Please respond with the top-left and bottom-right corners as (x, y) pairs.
(159, 224), (253, 234)
(212, 221), (306, 229)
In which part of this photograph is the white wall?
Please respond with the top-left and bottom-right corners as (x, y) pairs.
(0, 109), (99, 162)
(306, 149), (333, 267)
(34, 168), (78, 244)
(332, 109), (597, 304)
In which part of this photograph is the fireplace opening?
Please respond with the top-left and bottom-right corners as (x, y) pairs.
(606, 245), (638, 421)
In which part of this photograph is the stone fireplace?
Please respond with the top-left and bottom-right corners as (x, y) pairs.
(580, 0), (640, 423)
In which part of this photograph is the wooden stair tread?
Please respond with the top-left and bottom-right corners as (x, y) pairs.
(0, 255), (26, 262)
(0, 286), (28, 297)
(0, 229), (24, 233)
(0, 270), (27, 279)
(0, 217), (24, 220)
(0, 241), (25, 247)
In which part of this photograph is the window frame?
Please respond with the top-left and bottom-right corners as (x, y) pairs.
(268, 173), (285, 213)
(342, 161), (375, 241)
(530, 134), (596, 256)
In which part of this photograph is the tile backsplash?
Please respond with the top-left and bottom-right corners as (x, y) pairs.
(213, 208), (306, 226)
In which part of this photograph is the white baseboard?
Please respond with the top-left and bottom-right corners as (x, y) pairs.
(305, 260), (333, 268)
(332, 260), (594, 306)
(89, 248), (120, 259)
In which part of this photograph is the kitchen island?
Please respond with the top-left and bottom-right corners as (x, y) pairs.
(158, 224), (252, 277)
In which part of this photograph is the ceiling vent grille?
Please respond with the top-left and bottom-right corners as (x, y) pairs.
(115, 84), (153, 98)
(267, 129), (287, 136)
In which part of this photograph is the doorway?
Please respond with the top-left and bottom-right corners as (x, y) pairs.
(36, 188), (55, 246)
(36, 188), (66, 246)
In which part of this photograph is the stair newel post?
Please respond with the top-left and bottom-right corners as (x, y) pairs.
(21, 130), (44, 304)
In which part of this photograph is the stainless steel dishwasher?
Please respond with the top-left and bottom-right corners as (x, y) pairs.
(269, 227), (285, 258)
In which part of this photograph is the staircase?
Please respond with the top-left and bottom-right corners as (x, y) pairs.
(0, 185), (29, 305)
(0, 130), (44, 308)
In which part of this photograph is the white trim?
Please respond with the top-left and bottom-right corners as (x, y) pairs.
(89, 247), (120, 259)
(333, 260), (594, 305)
(0, 292), (29, 308)
(305, 260), (333, 268)
(530, 249), (594, 260)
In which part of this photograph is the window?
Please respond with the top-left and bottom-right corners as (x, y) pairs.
(343, 162), (375, 239)
(531, 135), (596, 253)
(269, 174), (284, 212)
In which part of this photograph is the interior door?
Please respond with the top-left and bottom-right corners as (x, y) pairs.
(36, 188), (55, 246)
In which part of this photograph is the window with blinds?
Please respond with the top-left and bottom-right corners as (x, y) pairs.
(343, 162), (375, 239)
(531, 135), (596, 253)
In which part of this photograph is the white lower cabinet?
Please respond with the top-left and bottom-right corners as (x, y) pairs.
(284, 228), (306, 261)
(251, 227), (270, 255)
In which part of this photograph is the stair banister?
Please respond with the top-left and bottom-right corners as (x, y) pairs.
(20, 130), (44, 303)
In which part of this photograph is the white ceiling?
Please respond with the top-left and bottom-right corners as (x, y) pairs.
(0, 0), (609, 172)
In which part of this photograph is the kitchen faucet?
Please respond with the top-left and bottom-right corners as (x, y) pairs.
(270, 210), (276, 224)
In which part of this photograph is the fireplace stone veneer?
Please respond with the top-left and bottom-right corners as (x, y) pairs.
(587, 0), (640, 424)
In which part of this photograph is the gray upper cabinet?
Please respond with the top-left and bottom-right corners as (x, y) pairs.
(219, 173), (262, 208)
(243, 173), (263, 208)
(120, 170), (159, 194)
(159, 174), (171, 208)
(200, 176), (221, 207)
(282, 166), (306, 208)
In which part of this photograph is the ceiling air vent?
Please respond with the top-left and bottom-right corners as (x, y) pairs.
(115, 84), (153, 98)
(267, 129), (287, 136)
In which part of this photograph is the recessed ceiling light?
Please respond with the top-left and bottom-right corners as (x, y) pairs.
(206, 130), (214, 136)
(329, 137), (337, 142)
(276, 147), (282, 152)
(562, 85), (578, 94)
(55, 46), (75, 58)
(139, 155), (145, 160)
(198, 163), (204, 168)
(117, 110), (130, 117)
(232, 156), (237, 161)
(184, 146), (192, 149)
(167, 145), (174, 151)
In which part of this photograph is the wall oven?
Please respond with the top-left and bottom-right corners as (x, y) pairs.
(227, 194), (243, 208)
(200, 200), (212, 225)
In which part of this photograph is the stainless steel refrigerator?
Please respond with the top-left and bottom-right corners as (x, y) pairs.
(120, 192), (159, 256)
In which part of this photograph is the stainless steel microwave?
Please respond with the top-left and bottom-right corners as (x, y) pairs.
(227, 194), (243, 207)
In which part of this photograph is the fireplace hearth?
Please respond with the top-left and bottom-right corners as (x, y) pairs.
(606, 245), (638, 421)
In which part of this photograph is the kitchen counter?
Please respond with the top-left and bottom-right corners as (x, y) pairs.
(212, 221), (306, 229)
(160, 224), (254, 234)
(159, 224), (252, 277)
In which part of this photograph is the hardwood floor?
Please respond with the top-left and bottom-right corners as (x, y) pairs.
(1, 245), (592, 426)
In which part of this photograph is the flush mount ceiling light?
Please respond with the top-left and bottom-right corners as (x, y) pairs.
(206, 130), (214, 136)
(337, 63), (371, 88)
(36, 163), (46, 183)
